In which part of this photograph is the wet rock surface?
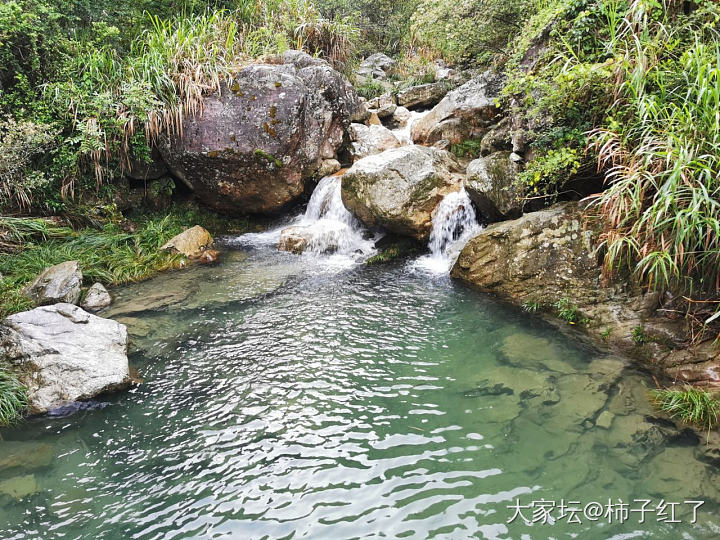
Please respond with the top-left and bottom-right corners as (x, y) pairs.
(341, 145), (464, 239)
(465, 151), (523, 221)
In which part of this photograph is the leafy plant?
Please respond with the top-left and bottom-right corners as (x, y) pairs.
(355, 78), (386, 99)
(554, 297), (587, 324)
(650, 386), (720, 434)
(522, 300), (541, 313)
(0, 366), (28, 426)
(450, 138), (482, 159)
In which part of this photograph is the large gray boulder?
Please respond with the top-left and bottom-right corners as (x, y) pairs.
(158, 51), (364, 213)
(396, 82), (449, 109)
(465, 152), (523, 221)
(341, 146), (464, 239)
(411, 72), (502, 145)
(0, 304), (130, 414)
(23, 261), (82, 306)
(348, 123), (402, 161)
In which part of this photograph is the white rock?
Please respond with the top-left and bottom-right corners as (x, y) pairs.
(0, 303), (130, 414)
(81, 283), (112, 312)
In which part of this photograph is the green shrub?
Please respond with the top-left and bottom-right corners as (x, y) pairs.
(356, 78), (386, 99)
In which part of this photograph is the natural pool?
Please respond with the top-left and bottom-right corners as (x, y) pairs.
(1, 246), (719, 539)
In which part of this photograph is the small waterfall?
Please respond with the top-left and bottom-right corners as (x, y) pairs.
(295, 173), (377, 258)
(392, 110), (429, 146)
(413, 188), (482, 274)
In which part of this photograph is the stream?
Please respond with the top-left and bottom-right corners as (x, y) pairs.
(2, 115), (720, 539)
(1, 241), (720, 538)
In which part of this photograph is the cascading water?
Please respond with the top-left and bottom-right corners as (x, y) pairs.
(413, 188), (482, 274)
(232, 172), (378, 265)
(296, 173), (378, 258)
(393, 110), (429, 145)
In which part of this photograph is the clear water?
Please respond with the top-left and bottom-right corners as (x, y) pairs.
(1, 246), (719, 539)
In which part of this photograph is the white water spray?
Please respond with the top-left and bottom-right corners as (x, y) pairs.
(413, 188), (482, 274)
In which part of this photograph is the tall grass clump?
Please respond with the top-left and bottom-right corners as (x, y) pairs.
(651, 386), (720, 435)
(0, 367), (28, 427)
(590, 0), (720, 294)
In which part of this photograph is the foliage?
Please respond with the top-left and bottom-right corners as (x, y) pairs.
(591, 1), (720, 294)
(554, 297), (587, 324)
(518, 146), (582, 197)
(410, 0), (535, 64)
(0, 118), (61, 211)
(650, 386), (720, 433)
(366, 237), (420, 264)
(0, 367), (28, 427)
(450, 138), (482, 159)
(355, 79), (386, 100)
(315, 0), (421, 54)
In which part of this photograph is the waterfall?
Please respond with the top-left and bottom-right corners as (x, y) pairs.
(393, 110), (429, 145)
(296, 173), (378, 257)
(413, 188), (482, 274)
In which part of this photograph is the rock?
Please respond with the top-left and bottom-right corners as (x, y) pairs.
(348, 123), (402, 160)
(0, 474), (38, 500)
(317, 158), (342, 178)
(158, 51), (364, 213)
(396, 82), (449, 109)
(367, 112), (382, 126)
(411, 73), (502, 145)
(278, 226), (313, 254)
(595, 410), (615, 429)
(452, 203), (598, 304)
(368, 93), (397, 119)
(126, 147), (168, 181)
(465, 152), (523, 221)
(0, 441), (53, 472)
(341, 146), (464, 239)
(0, 304), (130, 414)
(160, 225), (213, 258)
(80, 283), (112, 312)
(356, 53), (397, 81)
(389, 106), (412, 129)
(196, 249), (221, 264)
(480, 117), (513, 155)
(105, 289), (193, 317)
(23, 261), (82, 306)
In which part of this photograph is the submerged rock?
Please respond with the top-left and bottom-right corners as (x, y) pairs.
(160, 225), (213, 258)
(158, 51), (364, 213)
(411, 72), (502, 145)
(465, 151), (523, 221)
(0, 441), (53, 472)
(23, 261), (82, 306)
(341, 145), (464, 240)
(81, 283), (112, 312)
(0, 304), (130, 414)
(0, 474), (38, 501)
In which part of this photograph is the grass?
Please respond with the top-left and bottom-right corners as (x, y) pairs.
(450, 138), (482, 159)
(590, 3), (720, 294)
(0, 205), (253, 319)
(554, 297), (587, 325)
(650, 386), (720, 435)
(0, 368), (28, 427)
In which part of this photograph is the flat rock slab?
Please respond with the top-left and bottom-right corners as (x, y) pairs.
(23, 261), (82, 306)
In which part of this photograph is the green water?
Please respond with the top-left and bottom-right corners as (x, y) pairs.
(1, 247), (719, 539)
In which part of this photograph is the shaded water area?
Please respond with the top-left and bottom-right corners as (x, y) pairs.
(1, 245), (720, 539)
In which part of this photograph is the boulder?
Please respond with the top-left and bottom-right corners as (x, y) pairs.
(158, 51), (364, 213)
(317, 158), (342, 178)
(278, 226), (313, 254)
(160, 225), (213, 258)
(0, 304), (130, 414)
(367, 93), (397, 119)
(480, 117), (513, 155)
(396, 82), (449, 109)
(356, 53), (396, 81)
(411, 73), (502, 145)
(389, 106), (412, 129)
(465, 151), (523, 221)
(348, 123), (402, 161)
(23, 261), (82, 306)
(341, 146), (464, 239)
(80, 283), (112, 312)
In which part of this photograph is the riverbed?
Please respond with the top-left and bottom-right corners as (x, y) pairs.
(1, 242), (719, 538)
